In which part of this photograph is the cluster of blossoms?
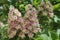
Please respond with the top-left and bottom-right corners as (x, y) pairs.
(8, 4), (40, 39)
(38, 0), (54, 18)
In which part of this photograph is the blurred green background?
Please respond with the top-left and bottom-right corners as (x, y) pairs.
(0, 0), (60, 40)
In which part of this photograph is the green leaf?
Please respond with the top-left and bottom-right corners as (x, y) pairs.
(40, 34), (52, 40)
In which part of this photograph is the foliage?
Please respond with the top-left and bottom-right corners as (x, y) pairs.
(0, 0), (60, 40)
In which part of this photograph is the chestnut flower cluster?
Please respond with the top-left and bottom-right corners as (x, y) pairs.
(8, 4), (40, 39)
(38, 1), (54, 18)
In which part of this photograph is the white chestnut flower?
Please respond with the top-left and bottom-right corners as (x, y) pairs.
(9, 30), (17, 38)
(15, 25), (21, 30)
(42, 11), (47, 16)
(19, 32), (25, 38)
(22, 28), (29, 34)
(25, 4), (33, 11)
(48, 13), (54, 18)
(9, 5), (14, 11)
(26, 26), (32, 31)
(32, 28), (40, 33)
(28, 33), (34, 38)
(14, 9), (21, 17)
(13, 15), (17, 20)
